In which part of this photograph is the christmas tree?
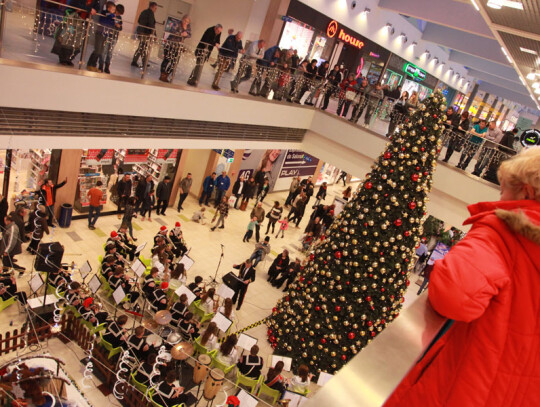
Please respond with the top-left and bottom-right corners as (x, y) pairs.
(267, 90), (448, 374)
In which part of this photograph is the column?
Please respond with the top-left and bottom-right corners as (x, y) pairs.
(475, 92), (490, 119)
(259, 0), (291, 46)
(485, 97), (498, 122)
(463, 83), (478, 113)
(226, 149), (245, 196)
(55, 150), (83, 219)
(169, 149), (190, 208)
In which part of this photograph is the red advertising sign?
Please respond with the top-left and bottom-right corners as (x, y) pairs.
(326, 20), (364, 49)
(124, 149), (149, 163)
(86, 149), (114, 166)
(155, 149), (179, 164)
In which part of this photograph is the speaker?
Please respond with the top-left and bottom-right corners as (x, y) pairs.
(34, 242), (64, 273)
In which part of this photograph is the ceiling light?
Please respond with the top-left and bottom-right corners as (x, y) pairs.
(432, 57), (439, 64)
(411, 41), (417, 48)
(399, 33), (407, 43)
(487, 0), (502, 9)
(362, 7), (371, 15)
(534, 87), (540, 94)
(501, 46), (512, 63)
(385, 23), (395, 35)
(532, 81), (540, 89)
(439, 61), (446, 67)
(470, 0), (480, 11)
(520, 47), (538, 55)
(527, 70), (537, 80)
(487, 0), (523, 10)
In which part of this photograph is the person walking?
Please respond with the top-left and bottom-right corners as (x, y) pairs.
(199, 172), (216, 206)
(313, 182), (327, 207)
(338, 171), (347, 186)
(265, 201), (282, 235)
(211, 196), (229, 231)
(187, 24), (223, 86)
(214, 171), (231, 208)
(230, 39), (265, 93)
(276, 216), (289, 238)
(232, 176), (245, 209)
(241, 177), (256, 209)
(250, 202), (265, 242)
(136, 174), (154, 221)
(156, 176), (172, 215)
(284, 176), (300, 207)
(131, 2), (157, 68)
(122, 197), (138, 241)
(231, 259), (255, 310)
(87, 180), (103, 229)
(40, 177), (67, 226)
(177, 173), (192, 212)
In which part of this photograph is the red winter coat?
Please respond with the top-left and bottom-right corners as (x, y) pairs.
(385, 199), (540, 407)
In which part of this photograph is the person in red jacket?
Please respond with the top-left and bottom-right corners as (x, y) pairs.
(385, 147), (540, 407)
(40, 178), (67, 227)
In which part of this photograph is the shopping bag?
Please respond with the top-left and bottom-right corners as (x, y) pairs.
(228, 196), (237, 207)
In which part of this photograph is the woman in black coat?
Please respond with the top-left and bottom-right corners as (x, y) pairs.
(442, 111), (470, 163)
(387, 91), (409, 138)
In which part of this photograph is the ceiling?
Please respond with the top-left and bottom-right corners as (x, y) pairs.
(378, 0), (540, 112)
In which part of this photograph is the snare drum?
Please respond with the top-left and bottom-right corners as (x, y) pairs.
(203, 368), (224, 400)
(146, 334), (163, 348)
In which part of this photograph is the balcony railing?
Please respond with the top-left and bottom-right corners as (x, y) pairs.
(0, 1), (517, 184)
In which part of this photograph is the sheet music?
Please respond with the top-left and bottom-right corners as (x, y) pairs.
(178, 255), (195, 270)
(155, 262), (165, 274)
(135, 242), (147, 254)
(79, 261), (92, 280)
(131, 258), (146, 278)
(174, 285), (196, 305)
(317, 371), (334, 386)
(112, 285), (126, 305)
(88, 274), (102, 294)
(271, 355), (292, 371)
(216, 283), (235, 300)
(237, 333), (258, 351)
(27, 294), (58, 309)
(235, 389), (258, 407)
(282, 391), (308, 407)
(211, 312), (233, 333)
(29, 273), (44, 294)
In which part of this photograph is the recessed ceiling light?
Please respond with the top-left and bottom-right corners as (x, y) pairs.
(527, 70), (537, 80)
(487, 0), (523, 10)
(532, 81), (540, 89)
(520, 47), (538, 55)
(470, 0), (480, 11)
(534, 87), (540, 94)
(501, 46), (512, 63)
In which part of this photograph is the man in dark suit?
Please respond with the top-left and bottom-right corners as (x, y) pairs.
(131, 2), (157, 68)
(231, 259), (255, 310)
(187, 24), (223, 86)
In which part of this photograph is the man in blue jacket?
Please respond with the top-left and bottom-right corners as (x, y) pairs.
(249, 46), (280, 96)
(199, 172), (216, 206)
(212, 31), (244, 90)
(214, 171), (230, 208)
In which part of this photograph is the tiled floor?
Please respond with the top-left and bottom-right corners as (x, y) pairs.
(0, 181), (426, 406)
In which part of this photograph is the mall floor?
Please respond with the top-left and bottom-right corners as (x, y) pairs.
(0, 181), (425, 406)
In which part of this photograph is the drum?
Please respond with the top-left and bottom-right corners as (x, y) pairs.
(193, 354), (211, 385)
(146, 334), (162, 348)
(203, 368), (224, 400)
(166, 331), (182, 345)
(161, 326), (173, 339)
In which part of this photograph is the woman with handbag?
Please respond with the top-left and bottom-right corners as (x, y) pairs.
(336, 73), (357, 118)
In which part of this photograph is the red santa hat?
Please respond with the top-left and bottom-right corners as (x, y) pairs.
(175, 222), (181, 227)
(83, 297), (94, 308)
(161, 282), (169, 290)
(160, 225), (168, 232)
(110, 231), (118, 238)
(226, 395), (240, 407)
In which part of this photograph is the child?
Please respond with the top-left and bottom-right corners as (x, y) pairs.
(192, 207), (206, 224)
(140, 190), (155, 221)
(243, 217), (258, 242)
(276, 216), (288, 238)
(301, 231), (314, 252)
(100, 3), (124, 73)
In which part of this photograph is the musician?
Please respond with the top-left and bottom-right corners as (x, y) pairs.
(134, 353), (157, 385)
(101, 255), (117, 279)
(237, 345), (264, 379)
(199, 322), (219, 351)
(107, 230), (124, 252)
(65, 281), (82, 307)
(103, 243), (124, 269)
(103, 315), (129, 348)
(78, 297), (109, 326)
(143, 267), (159, 297)
(168, 263), (186, 292)
(0, 272), (27, 304)
(154, 225), (169, 245)
(200, 287), (218, 314)
(127, 325), (151, 360)
(187, 276), (204, 298)
(153, 235), (175, 263)
(108, 266), (140, 304)
(151, 246), (170, 279)
(178, 311), (199, 341)
(155, 370), (186, 407)
(49, 266), (71, 292)
(218, 297), (235, 321)
(170, 293), (189, 326)
(169, 222), (187, 258)
(117, 225), (137, 261)
(231, 259), (256, 311)
(150, 282), (168, 311)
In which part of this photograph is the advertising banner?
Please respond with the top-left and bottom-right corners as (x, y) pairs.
(155, 149), (179, 164)
(124, 149), (149, 163)
(279, 150), (319, 178)
(238, 149), (287, 192)
(86, 149), (114, 166)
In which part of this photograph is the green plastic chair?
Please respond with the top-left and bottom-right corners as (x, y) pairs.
(257, 377), (281, 405)
(210, 353), (236, 375)
(235, 369), (259, 394)
(98, 331), (123, 359)
(193, 337), (218, 358)
(130, 372), (148, 394)
(192, 300), (214, 324)
(0, 295), (17, 312)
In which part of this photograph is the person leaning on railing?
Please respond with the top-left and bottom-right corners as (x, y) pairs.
(363, 82), (385, 127)
(212, 31), (244, 90)
(472, 120), (504, 177)
(86, 1), (116, 72)
(187, 24), (223, 86)
(159, 15), (191, 83)
(249, 45), (281, 96)
(349, 78), (370, 123)
(457, 118), (487, 170)
(320, 64), (343, 111)
(131, 1), (157, 69)
(386, 91), (409, 138)
(442, 111), (470, 163)
(230, 39), (266, 93)
(385, 147), (540, 407)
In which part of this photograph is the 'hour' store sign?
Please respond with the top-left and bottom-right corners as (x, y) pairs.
(327, 20), (365, 50)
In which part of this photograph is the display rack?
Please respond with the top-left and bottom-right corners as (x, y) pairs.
(74, 151), (109, 212)
(28, 149), (51, 189)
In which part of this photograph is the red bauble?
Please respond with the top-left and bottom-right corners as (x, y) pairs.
(365, 181), (373, 190)
(346, 281), (350, 285)
(422, 126), (427, 131)
(309, 254), (315, 261)
(401, 297), (405, 303)
(270, 336), (276, 342)
(433, 114), (437, 118)
(272, 307), (278, 313)
(390, 169), (394, 173)
(335, 305), (342, 312)
(401, 147), (406, 151)
(315, 305), (321, 311)
(408, 202), (417, 210)
(390, 295), (395, 300)
(382, 319), (386, 324)
(366, 296), (372, 302)
(321, 338), (327, 344)
(367, 321), (373, 327)
(381, 288), (385, 292)
(271, 343), (277, 349)
(384, 152), (392, 159)
(299, 276), (305, 282)
(415, 166), (420, 171)
(394, 219), (402, 227)
(371, 331), (376, 337)
(301, 337), (305, 342)
(267, 329), (273, 336)
(335, 251), (342, 259)
(286, 296), (290, 301)
(341, 355), (347, 361)
(348, 332), (356, 340)
(411, 173), (419, 182)
(423, 171), (428, 176)
(406, 280), (410, 286)
(421, 147), (425, 152)
(404, 231), (410, 237)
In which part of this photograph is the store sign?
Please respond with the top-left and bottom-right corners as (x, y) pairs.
(326, 20), (364, 49)
(86, 149), (114, 166)
(213, 149), (235, 159)
(155, 149), (179, 164)
(124, 149), (149, 163)
(403, 63), (426, 81)
(369, 52), (380, 58)
(520, 129), (540, 147)
(279, 150), (319, 178)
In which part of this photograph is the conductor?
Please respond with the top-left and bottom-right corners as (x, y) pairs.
(231, 259), (255, 311)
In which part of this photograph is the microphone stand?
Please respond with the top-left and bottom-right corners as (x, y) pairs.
(208, 244), (224, 287)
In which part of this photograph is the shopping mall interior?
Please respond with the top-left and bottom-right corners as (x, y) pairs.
(0, 0), (538, 406)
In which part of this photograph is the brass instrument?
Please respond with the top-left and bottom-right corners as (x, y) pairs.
(165, 233), (177, 251)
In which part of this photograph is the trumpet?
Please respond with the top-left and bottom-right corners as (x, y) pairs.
(115, 252), (131, 267)
(165, 233), (177, 251)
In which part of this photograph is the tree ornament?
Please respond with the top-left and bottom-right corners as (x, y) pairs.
(394, 219), (402, 227)
(408, 202), (417, 210)
(411, 173), (419, 182)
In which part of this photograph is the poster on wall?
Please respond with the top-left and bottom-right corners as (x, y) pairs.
(273, 149), (320, 191)
(124, 149), (149, 163)
(238, 149), (287, 192)
(155, 149), (179, 164)
(86, 149), (114, 166)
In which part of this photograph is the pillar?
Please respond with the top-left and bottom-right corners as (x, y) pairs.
(485, 97), (498, 122)
(55, 150), (83, 219)
(259, 0), (291, 47)
(169, 149), (190, 207)
(463, 83), (478, 113)
(475, 92), (490, 119)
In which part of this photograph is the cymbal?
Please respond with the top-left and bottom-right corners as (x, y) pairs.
(171, 342), (194, 360)
(155, 310), (172, 325)
(142, 319), (159, 330)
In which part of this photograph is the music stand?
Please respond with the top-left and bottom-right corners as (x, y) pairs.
(135, 242), (147, 255)
(112, 286), (126, 320)
(88, 275), (102, 295)
(177, 255), (195, 270)
(29, 273), (44, 297)
(210, 312), (232, 333)
(79, 261), (92, 284)
(131, 258), (146, 278)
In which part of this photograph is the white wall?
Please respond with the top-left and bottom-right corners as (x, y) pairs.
(182, 149), (211, 196)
